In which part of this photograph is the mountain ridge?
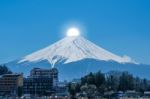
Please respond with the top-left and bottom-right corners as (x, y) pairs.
(18, 36), (136, 67)
(5, 36), (150, 81)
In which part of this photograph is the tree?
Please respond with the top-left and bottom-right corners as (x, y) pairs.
(106, 71), (121, 91)
(118, 72), (134, 91)
(80, 84), (97, 97)
(0, 65), (12, 75)
(87, 73), (95, 85)
(95, 71), (105, 87)
(68, 70), (150, 96)
(68, 83), (81, 96)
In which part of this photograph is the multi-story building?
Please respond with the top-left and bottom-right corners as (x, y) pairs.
(23, 68), (58, 96)
(30, 68), (52, 78)
(0, 73), (23, 96)
(50, 68), (58, 87)
(23, 77), (53, 96)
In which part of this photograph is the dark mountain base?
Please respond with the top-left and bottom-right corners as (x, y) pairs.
(6, 58), (150, 81)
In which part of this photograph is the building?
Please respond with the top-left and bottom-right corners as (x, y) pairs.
(143, 91), (150, 98)
(30, 68), (52, 78)
(23, 77), (53, 96)
(124, 90), (140, 98)
(55, 81), (69, 97)
(30, 68), (58, 87)
(0, 73), (23, 96)
(50, 68), (59, 87)
(23, 68), (58, 96)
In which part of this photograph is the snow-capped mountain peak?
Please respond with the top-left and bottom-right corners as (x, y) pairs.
(18, 36), (135, 67)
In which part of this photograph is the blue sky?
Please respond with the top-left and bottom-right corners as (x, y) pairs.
(0, 0), (150, 64)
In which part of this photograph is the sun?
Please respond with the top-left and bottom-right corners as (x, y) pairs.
(66, 28), (80, 37)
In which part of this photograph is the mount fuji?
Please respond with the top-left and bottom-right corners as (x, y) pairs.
(5, 36), (150, 81)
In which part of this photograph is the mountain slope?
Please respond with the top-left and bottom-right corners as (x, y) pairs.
(18, 36), (135, 67)
(6, 36), (150, 81)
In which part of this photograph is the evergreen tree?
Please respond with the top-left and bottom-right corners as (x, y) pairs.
(0, 65), (12, 75)
(118, 72), (134, 91)
(87, 72), (95, 85)
(95, 71), (105, 88)
(68, 70), (150, 96)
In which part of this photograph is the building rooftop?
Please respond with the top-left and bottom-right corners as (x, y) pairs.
(0, 73), (22, 78)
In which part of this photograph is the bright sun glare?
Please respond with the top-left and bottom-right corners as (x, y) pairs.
(66, 28), (80, 37)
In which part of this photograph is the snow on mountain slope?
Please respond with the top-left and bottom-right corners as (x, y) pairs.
(18, 36), (135, 67)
